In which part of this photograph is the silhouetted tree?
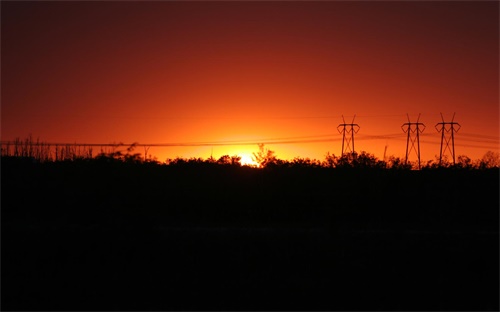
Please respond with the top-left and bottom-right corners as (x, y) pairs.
(351, 151), (385, 169)
(323, 152), (338, 168)
(165, 157), (188, 165)
(455, 155), (474, 169)
(230, 155), (242, 166)
(217, 155), (242, 166)
(252, 144), (278, 168)
(335, 152), (358, 168)
(479, 151), (500, 169)
(386, 155), (412, 170)
(217, 155), (232, 165)
(290, 157), (322, 168)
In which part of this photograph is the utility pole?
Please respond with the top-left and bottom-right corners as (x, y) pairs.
(337, 115), (360, 157)
(435, 112), (461, 165)
(402, 113), (425, 169)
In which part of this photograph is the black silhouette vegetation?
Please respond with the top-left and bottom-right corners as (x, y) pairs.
(1, 144), (499, 311)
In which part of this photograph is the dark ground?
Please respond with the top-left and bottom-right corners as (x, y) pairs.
(1, 158), (499, 311)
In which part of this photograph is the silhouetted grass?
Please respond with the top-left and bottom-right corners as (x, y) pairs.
(1, 156), (499, 311)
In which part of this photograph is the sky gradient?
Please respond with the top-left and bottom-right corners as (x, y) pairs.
(2, 1), (499, 163)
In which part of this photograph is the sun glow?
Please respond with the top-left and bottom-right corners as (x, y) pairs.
(239, 153), (259, 167)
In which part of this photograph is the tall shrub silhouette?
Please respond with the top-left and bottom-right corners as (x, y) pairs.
(252, 143), (278, 167)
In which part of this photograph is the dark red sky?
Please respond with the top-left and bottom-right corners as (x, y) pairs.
(2, 1), (498, 163)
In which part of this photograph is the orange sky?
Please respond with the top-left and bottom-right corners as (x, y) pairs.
(2, 1), (499, 163)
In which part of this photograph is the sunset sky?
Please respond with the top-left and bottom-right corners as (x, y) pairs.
(2, 1), (499, 163)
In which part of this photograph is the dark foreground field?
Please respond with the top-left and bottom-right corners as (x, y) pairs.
(2, 157), (499, 311)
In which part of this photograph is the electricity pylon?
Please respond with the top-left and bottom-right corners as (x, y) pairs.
(435, 112), (461, 165)
(402, 113), (425, 169)
(337, 115), (360, 157)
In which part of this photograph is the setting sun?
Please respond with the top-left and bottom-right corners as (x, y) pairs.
(239, 153), (259, 167)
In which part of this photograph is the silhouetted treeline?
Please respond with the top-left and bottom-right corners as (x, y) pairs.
(3, 154), (498, 228)
(1, 153), (498, 311)
(2, 137), (500, 169)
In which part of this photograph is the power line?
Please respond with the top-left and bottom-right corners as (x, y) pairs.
(0, 137), (343, 148)
(3, 131), (498, 149)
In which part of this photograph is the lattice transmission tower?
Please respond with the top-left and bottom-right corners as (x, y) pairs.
(337, 115), (360, 157)
(402, 113), (425, 169)
(435, 112), (461, 165)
